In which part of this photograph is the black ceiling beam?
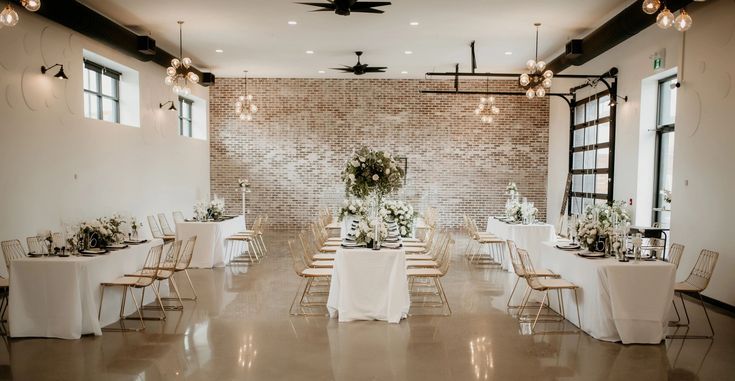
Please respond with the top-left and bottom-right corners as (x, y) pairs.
(425, 71), (617, 79)
(546, 0), (694, 73)
(12, 0), (214, 86)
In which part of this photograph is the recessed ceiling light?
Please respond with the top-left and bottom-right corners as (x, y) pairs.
(215, 49), (224, 53)
(404, 50), (413, 55)
(401, 71), (408, 74)
(288, 20), (298, 25)
(504, 51), (513, 55)
(305, 50), (315, 54)
(409, 21), (419, 26)
(318, 70), (325, 74)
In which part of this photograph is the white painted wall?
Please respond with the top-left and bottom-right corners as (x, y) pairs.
(0, 11), (210, 273)
(547, 0), (735, 305)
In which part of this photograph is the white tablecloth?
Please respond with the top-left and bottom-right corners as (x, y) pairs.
(9, 239), (166, 339)
(539, 242), (676, 344)
(176, 216), (245, 268)
(327, 248), (410, 323)
(485, 217), (556, 271)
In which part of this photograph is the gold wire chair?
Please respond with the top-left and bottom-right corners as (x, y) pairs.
(288, 240), (332, 316)
(1, 240), (28, 271)
(406, 235), (453, 316)
(158, 213), (176, 236)
(133, 240), (184, 314)
(667, 249), (719, 339)
(506, 240), (560, 310)
(170, 236), (198, 301)
(147, 215), (175, 243)
(98, 244), (164, 331)
(172, 211), (186, 224)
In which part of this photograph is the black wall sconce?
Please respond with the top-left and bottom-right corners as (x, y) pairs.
(159, 100), (177, 111)
(40, 63), (69, 79)
(608, 95), (628, 107)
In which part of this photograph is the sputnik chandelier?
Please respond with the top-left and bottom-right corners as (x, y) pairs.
(642, 0), (692, 31)
(519, 23), (553, 100)
(235, 71), (258, 121)
(164, 21), (199, 95)
(1, 0), (41, 28)
(473, 78), (500, 124)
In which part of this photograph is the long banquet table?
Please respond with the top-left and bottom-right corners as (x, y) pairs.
(327, 247), (410, 323)
(9, 239), (167, 339)
(486, 217), (556, 271)
(538, 242), (676, 344)
(175, 215), (245, 268)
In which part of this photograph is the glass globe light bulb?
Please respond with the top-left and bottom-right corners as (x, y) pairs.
(245, 114), (253, 122)
(536, 87), (546, 97)
(543, 70), (554, 79)
(246, 94), (253, 101)
(172, 85), (182, 94)
(657, 7), (674, 29)
(250, 105), (258, 113)
(486, 116), (494, 124)
(488, 96), (495, 104)
(474, 108), (481, 115)
(182, 57), (192, 69)
(235, 101), (242, 109)
(542, 78), (552, 88)
(519, 73), (531, 87)
(535, 61), (546, 72)
(166, 67), (176, 77)
(22, 0), (41, 12)
(238, 95), (245, 102)
(481, 116), (489, 123)
(526, 60), (536, 71)
(478, 103), (485, 111)
(171, 58), (181, 68)
(674, 9), (692, 32)
(1, 5), (19, 27)
(526, 88), (536, 99)
(164, 76), (174, 85)
(642, 0), (661, 15)
(187, 72), (199, 83)
(491, 106), (500, 115)
(239, 114), (247, 121)
(480, 97), (487, 104)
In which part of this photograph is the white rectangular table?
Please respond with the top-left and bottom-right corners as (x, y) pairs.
(538, 242), (676, 344)
(486, 217), (556, 271)
(9, 239), (166, 339)
(175, 215), (245, 268)
(327, 248), (410, 323)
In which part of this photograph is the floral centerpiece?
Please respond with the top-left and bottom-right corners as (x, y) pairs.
(353, 216), (388, 248)
(506, 182), (518, 198)
(380, 200), (417, 237)
(338, 198), (368, 222)
(238, 178), (251, 192)
(127, 217), (143, 240)
(505, 199), (522, 222)
(341, 147), (405, 199)
(70, 218), (119, 250)
(194, 197), (226, 221)
(521, 202), (538, 224)
(576, 201), (631, 251)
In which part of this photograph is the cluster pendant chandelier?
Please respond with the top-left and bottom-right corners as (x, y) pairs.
(235, 72), (258, 121)
(164, 21), (199, 95)
(474, 78), (500, 124)
(1, 0), (41, 27)
(519, 23), (553, 100)
(642, 0), (692, 31)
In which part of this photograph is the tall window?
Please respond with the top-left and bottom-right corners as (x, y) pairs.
(178, 97), (193, 137)
(569, 92), (614, 215)
(83, 60), (120, 123)
(653, 76), (677, 227)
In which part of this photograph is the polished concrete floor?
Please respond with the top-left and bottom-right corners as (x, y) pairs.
(1, 231), (733, 380)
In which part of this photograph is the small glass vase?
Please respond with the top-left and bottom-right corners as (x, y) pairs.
(131, 228), (139, 241)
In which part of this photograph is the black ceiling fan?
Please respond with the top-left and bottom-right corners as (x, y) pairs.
(332, 51), (387, 75)
(297, 0), (391, 16)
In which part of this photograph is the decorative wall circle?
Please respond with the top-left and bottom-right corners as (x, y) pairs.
(21, 66), (48, 111)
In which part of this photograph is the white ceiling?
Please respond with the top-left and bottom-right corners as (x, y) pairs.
(79, 0), (634, 78)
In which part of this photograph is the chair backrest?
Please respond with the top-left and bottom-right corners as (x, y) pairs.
(298, 232), (317, 266)
(668, 243), (685, 270)
(177, 236), (197, 270)
(2, 239), (27, 270)
(288, 240), (308, 276)
(147, 215), (163, 239)
(436, 234), (453, 275)
(507, 240), (526, 277)
(173, 211), (185, 224)
(158, 213), (176, 236)
(517, 249), (545, 290)
(158, 240), (182, 279)
(132, 244), (164, 287)
(26, 236), (47, 254)
(682, 249), (719, 291)
(260, 214), (269, 233)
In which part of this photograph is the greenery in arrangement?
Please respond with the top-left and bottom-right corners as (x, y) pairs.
(338, 198), (368, 221)
(353, 216), (388, 247)
(380, 200), (417, 237)
(194, 197), (226, 221)
(576, 201), (631, 250)
(341, 147), (405, 199)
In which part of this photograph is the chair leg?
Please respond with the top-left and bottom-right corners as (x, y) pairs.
(506, 276), (520, 309)
(699, 292), (715, 338)
(573, 289), (581, 329)
(183, 269), (199, 301)
(531, 291), (548, 331)
(97, 285), (106, 321)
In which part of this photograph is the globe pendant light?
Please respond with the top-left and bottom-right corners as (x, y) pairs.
(0, 1), (41, 28)
(473, 78), (500, 123)
(642, 0), (661, 15)
(674, 8), (693, 32)
(656, 7), (675, 29)
(165, 21), (199, 95)
(235, 71), (258, 121)
(519, 23), (553, 100)
(22, 0), (41, 12)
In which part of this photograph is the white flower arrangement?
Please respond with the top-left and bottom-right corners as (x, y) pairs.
(238, 178), (251, 192)
(521, 202), (538, 223)
(338, 198), (368, 221)
(341, 147), (405, 199)
(193, 196), (226, 221)
(194, 200), (208, 221)
(505, 199), (523, 222)
(68, 214), (128, 250)
(379, 200), (416, 237)
(576, 201), (631, 250)
(506, 182), (518, 195)
(354, 216), (388, 247)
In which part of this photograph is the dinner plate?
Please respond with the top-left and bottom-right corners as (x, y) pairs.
(124, 239), (148, 245)
(577, 251), (605, 258)
(556, 243), (581, 250)
(81, 249), (107, 255)
(28, 253), (44, 257)
(106, 243), (129, 250)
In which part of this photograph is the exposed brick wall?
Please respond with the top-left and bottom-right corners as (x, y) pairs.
(209, 78), (549, 229)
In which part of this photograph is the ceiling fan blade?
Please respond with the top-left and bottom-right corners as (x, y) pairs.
(368, 67), (387, 70)
(297, 2), (336, 9)
(351, 8), (384, 13)
(331, 67), (354, 72)
(351, 2), (391, 9)
(365, 68), (387, 72)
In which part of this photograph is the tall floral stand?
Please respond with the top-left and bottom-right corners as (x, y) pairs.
(241, 188), (250, 226)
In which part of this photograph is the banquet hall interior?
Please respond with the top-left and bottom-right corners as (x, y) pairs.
(0, 0), (734, 379)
